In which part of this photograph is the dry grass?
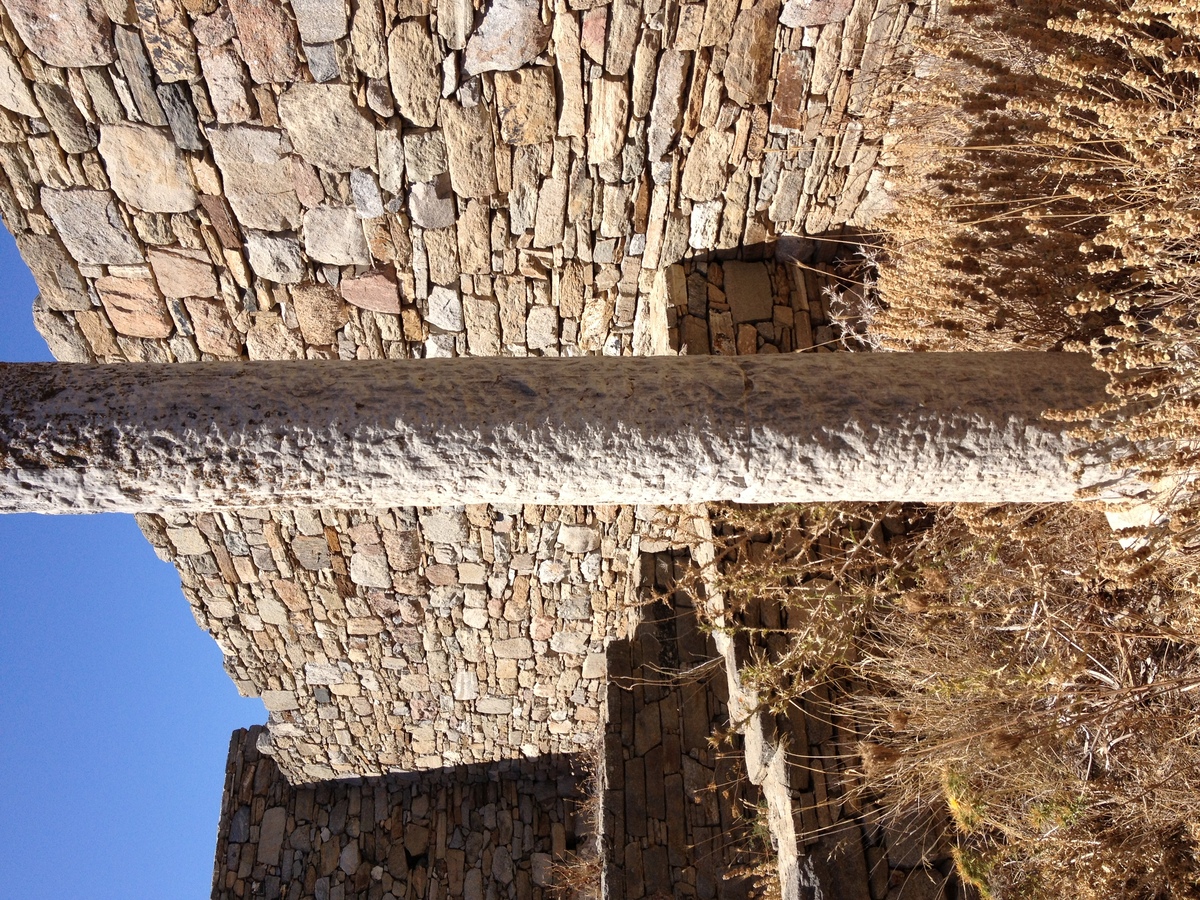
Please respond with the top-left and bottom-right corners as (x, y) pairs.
(870, 0), (1200, 547)
(703, 502), (1200, 899)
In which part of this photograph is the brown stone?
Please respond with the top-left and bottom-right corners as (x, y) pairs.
(206, 125), (302, 231)
(278, 83), (376, 173)
(341, 271), (400, 314)
(76, 309), (120, 356)
(388, 21), (440, 128)
(15, 233), (90, 311)
(246, 313), (303, 357)
(771, 51), (812, 132)
(0, 48), (39, 117)
(291, 282), (348, 344)
(679, 127), (735, 202)
(132, 0), (199, 82)
(456, 200), (491, 275)
(32, 83), (95, 154)
(725, 0), (779, 107)
(494, 68), (556, 146)
(349, 0), (387, 78)
(604, 0), (639, 76)
(184, 295), (242, 355)
(2, 0), (116, 67)
(226, 0), (301, 83)
(148, 247), (218, 298)
(580, 7), (605, 63)
(441, 100), (498, 198)
(699, 0), (738, 45)
(98, 124), (197, 213)
(96, 274), (174, 338)
(552, 10), (584, 138)
(197, 194), (243, 249)
(462, 0), (549, 76)
(724, 261), (773, 323)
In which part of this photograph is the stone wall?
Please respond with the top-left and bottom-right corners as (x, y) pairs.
(136, 503), (640, 781)
(0, 0), (929, 371)
(212, 725), (590, 900)
(600, 550), (755, 900)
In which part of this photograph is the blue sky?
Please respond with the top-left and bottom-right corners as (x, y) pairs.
(0, 226), (264, 899)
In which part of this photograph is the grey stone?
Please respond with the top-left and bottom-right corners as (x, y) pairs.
(427, 286), (464, 332)
(14, 233), (90, 311)
(261, 690), (299, 711)
(419, 509), (468, 543)
(245, 231), (304, 283)
(303, 42), (340, 82)
(526, 305), (558, 350)
(113, 25), (168, 126)
(350, 168), (385, 218)
(409, 176), (457, 229)
(648, 50), (688, 160)
(303, 205), (371, 265)
(32, 298), (92, 362)
(304, 662), (344, 684)
(350, 544), (391, 587)
(780, 0), (853, 26)
(41, 188), (143, 266)
(558, 524), (600, 553)
(292, 534), (332, 569)
(98, 124), (196, 212)
(257, 807), (287, 865)
(154, 83), (205, 151)
(452, 670), (478, 700)
(291, 0), (347, 43)
(463, 0), (550, 75)
(32, 83), (95, 154)
(278, 82), (376, 173)
(403, 130), (448, 183)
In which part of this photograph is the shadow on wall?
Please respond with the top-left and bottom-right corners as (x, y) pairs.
(211, 727), (591, 900)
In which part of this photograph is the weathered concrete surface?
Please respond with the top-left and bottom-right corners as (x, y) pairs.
(0, 354), (1109, 512)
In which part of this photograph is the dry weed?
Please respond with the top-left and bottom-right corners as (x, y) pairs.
(700, 502), (1200, 899)
(872, 0), (1200, 544)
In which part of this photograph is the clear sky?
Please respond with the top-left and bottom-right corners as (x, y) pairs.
(0, 226), (265, 899)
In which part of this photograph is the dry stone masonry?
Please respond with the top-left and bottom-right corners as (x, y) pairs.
(0, 0), (950, 894)
(0, 0), (930, 367)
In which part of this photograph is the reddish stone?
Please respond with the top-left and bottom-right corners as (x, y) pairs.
(770, 51), (810, 132)
(148, 246), (218, 298)
(3, 0), (115, 67)
(95, 274), (174, 339)
(184, 295), (242, 356)
(226, 0), (300, 83)
(340, 271), (401, 314)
